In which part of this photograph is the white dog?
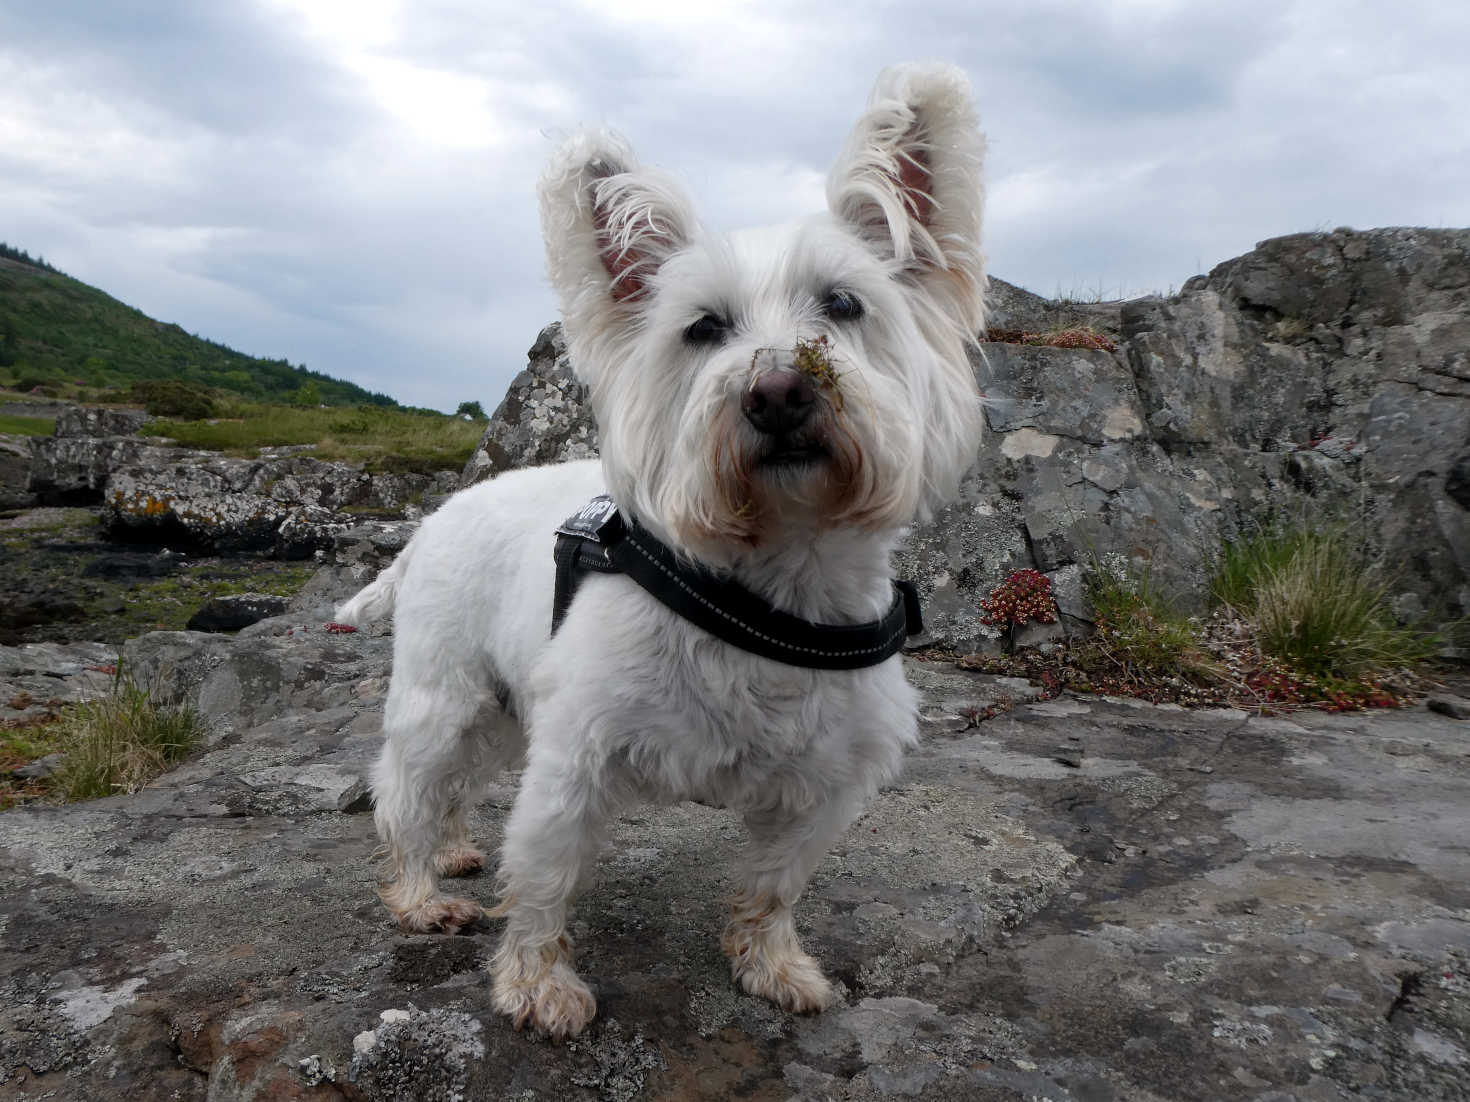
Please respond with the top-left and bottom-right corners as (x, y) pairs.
(336, 63), (986, 1040)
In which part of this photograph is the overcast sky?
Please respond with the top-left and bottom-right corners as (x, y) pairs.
(4, 1), (1467, 412)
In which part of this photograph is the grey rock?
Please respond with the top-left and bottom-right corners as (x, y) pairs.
(29, 434), (200, 500)
(53, 405), (149, 438)
(100, 453), (446, 556)
(1, 614), (1468, 1100)
(0, 433), (36, 509)
(186, 593), (292, 633)
(459, 323), (599, 488)
(12, 751), (63, 779)
(1427, 695), (1470, 720)
(0, 640), (118, 725)
(448, 229), (1470, 648)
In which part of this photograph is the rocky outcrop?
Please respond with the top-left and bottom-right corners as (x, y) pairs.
(103, 453), (456, 557)
(0, 434), (34, 509)
(2, 612), (1467, 1100)
(53, 406), (150, 438)
(463, 230), (1470, 650)
(908, 229), (1469, 647)
(459, 323), (599, 488)
(24, 403), (456, 553)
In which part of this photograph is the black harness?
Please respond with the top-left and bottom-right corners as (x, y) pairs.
(552, 495), (923, 670)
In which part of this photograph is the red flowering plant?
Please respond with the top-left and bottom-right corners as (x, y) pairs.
(981, 569), (1059, 629)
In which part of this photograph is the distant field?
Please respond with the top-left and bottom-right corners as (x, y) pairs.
(146, 399), (485, 474)
(0, 413), (54, 436)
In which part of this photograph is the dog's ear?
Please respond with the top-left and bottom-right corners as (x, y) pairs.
(540, 130), (697, 320)
(827, 64), (986, 337)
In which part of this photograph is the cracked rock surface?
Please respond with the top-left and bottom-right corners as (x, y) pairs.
(1, 616), (1466, 1100)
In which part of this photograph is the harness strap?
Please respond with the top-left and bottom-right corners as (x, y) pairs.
(552, 495), (923, 670)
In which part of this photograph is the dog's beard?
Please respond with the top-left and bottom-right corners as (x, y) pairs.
(675, 398), (911, 552)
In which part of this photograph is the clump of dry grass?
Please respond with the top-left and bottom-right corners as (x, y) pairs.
(792, 335), (844, 408)
(51, 673), (203, 800)
(1213, 524), (1435, 680)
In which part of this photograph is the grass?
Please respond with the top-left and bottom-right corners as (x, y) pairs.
(145, 399), (484, 474)
(50, 672), (203, 800)
(2, 671), (203, 807)
(1082, 559), (1224, 689)
(960, 532), (1435, 713)
(983, 325), (1117, 353)
(1218, 527), (1437, 678)
(0, 413), (54, 435)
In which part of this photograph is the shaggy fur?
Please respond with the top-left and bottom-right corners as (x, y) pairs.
(336, 62), (986, 1040)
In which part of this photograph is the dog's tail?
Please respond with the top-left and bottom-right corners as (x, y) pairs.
(334, 543), (414, 627)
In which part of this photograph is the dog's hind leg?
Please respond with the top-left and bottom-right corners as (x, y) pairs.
(433, 796), (487, 879)
(373, 677), (497, 934)
(723, 792), (868, 1014)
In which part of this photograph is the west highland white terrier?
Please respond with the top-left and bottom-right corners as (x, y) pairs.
(336, 62), (986, 1039)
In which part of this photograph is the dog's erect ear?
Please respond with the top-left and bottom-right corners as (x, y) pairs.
(828, 64), (986, 335)
(540, 130), (697, 317)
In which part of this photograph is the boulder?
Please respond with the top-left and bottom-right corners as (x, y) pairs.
(101, 455), (453, 557)
(459, 323), (599, 488)
(29, 435), (198, 502)
(186, 593), (292, 633)
(52, 405), (149, 438)
(0, 434), (35, 509)
(289, 518), (418, 614)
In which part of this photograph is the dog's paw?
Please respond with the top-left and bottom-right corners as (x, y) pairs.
(730, 947), (837, 1014)
(394, 896), (484, 934)
(492, 958), (596, 1040)
(434, 844), (487, 878)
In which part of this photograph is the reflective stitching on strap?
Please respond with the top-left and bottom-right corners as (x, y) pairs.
(622, 532), (906, 659)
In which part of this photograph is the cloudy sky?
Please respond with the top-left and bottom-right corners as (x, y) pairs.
(3, 1), (1467, 412)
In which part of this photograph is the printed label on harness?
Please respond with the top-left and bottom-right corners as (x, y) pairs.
(556, 494), (620, 542)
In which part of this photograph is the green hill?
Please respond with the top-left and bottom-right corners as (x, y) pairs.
(0, 243), (396, 408)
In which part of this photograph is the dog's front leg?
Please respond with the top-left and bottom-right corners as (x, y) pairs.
(489, 741), (616, 1040)
(722, 791), (867, 1014)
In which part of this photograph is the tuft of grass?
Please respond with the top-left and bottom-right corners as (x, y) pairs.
(1211, 524), (1314, 610)
(1085, 561), (1222, 686)
(50, 673), (203, 800)
(1244, 535), (1436, 678)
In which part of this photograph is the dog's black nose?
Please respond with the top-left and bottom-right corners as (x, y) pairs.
(743, 369), (816, 435)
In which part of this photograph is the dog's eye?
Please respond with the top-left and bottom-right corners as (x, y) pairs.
(684, 314), (729, 345)
(824, 290), (864, 321)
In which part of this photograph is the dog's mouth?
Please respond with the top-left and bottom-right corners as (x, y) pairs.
(758, 438), (829, 468)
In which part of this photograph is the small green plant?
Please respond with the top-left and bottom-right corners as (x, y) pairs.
(1085, 557), (1221, 685)
(51, 672), (203, 800)
(981, 569), (1057, 628)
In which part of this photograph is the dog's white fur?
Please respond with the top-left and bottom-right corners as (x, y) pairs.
(336, 63), (986, 1040)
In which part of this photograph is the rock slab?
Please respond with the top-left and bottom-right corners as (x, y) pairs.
(1, 619), (1466, 1100)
